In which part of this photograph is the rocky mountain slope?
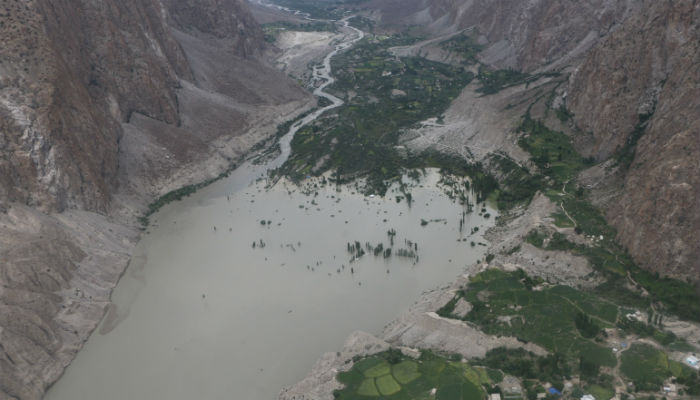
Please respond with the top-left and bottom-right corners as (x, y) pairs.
(367, 0), (700, 283)
(367, 0), (640, 72)
(568, 0), (700, 280)
(0, 0), (312, 398)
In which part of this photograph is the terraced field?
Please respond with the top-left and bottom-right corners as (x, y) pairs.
(335, 351), (498, 400)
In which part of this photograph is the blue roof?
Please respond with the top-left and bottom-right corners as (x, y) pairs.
(548, 388), (562, 395)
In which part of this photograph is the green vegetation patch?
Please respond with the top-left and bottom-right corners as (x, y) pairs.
(277, 33), (477, 195)
(486, 154), (545, 210)
(451, 269), (617, 371)
(620, 343), (670, 391)
(551, 211), (574, 228)
(365, 361), (391, 377)
(376, 375), (402, 395)
(521, 184), (698, 320)
(584, 384), (614, 400)
(335, 350), (493, 400)
(518, 115), (592, 183)
(619, 343), (700, 394)
(514, 116), (695, 320)
(357, 378), (380, 396)
(393, 361), (422, 384)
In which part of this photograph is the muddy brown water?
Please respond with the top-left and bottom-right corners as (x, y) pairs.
(45, 18), (496, 399)
(45, 167), (495, 399)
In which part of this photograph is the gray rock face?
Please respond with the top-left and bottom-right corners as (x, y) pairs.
(163, 0), (265, 56)
(568, 0), (700, 280)
(368, 0), (639, 72)
(0, 1), (312, 398)
(0, 0), (192, 213)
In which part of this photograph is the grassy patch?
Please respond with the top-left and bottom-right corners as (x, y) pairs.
(551, 212), (574, 228)
(393, 361), (422, 384)
(518, 114), (592, 183)
(620, 343), (670, 391)
(376, 375), (402, 395)
(584, 384), (614, 400)
(357, 378), (379, 396)
(366, 361), (391, 377)
(335, 350), (493, 400)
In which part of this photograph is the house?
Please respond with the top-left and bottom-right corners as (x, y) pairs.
(686, 355), (699, 367)
(581, 395), (595, 400)
(537, 393), (547, 399)
(489, 394), (501, 400)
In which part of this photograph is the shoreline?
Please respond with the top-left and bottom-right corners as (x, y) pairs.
(39, 99), (316, 398)
(43, 15), (365, 399)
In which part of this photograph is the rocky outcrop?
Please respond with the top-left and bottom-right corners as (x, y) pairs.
(0, 0), (194, 213)
(0, 0), (311, 398)
(367, 0), (638, 72)
(569, 0), (700, 280)
(163, 0), (265, 56)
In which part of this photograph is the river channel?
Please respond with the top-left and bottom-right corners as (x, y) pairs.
(45, 15), (496, 400)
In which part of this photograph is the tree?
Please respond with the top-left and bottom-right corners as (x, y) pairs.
(575, 312), (600, 338)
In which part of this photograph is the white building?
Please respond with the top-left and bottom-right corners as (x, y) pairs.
(581, 395), (595, 400)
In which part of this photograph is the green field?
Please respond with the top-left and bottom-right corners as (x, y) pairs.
(584, 384), (614, 400)
(449, 269), (618, 370)
(620, 344), (671, 391)
(619, 344), (700, 394)
(335, 351), (494, 400)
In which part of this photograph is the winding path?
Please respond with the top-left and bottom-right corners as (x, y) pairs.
(254, 1), (364, 163)
(276, 17), (364, 158)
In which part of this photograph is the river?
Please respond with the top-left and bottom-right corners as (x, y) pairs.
(45, 13), (495, 400)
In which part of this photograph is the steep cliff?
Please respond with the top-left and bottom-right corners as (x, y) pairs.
(568, 0), (700, 280)
(163, 0), (265, 56)
(0, 0), (193, 213)
(0, 0), (311, 398)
